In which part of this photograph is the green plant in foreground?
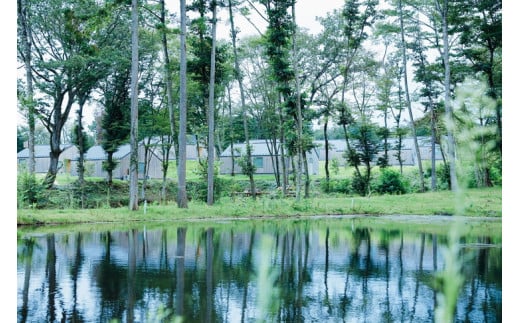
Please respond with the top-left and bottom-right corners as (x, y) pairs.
(434, 222), (465, 322)
(255, 236), (280, 322)
(17, 171), (44, 208)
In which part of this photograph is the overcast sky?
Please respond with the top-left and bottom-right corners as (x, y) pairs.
(166, 0), (346, 39)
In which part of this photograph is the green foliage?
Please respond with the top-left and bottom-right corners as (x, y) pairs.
(330, 158), (340, 175)
(374, 168), (407, 195)
(351, 171), (370, 196)
(190, 159), (223, 202)
(321, 178), (352, 195)
(254, 236), (280, 321)
(17, 172), (44, 208)
(236, 144), (256, 177)
(434, 223), (465, 323)
(452, 77), (500, 189)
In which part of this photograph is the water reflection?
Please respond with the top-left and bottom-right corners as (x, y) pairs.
(17, 218), (501, 322)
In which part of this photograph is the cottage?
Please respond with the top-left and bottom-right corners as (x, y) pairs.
(314, 137), (443, 167)
(17, 144), (79, 174)
(220, 140), (320, 176)
(80, 142), (169, 180)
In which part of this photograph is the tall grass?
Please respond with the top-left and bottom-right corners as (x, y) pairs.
(432, 77), (500, 322)
(254, 236), (280, 322)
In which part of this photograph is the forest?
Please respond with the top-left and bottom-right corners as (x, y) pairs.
(16, 0), (502, 211)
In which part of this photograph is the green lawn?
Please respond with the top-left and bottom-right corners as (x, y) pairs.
(17, 186), (501, 225)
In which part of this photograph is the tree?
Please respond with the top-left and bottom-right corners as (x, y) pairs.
(17, 0), (36, 174)
(72, 104), (93, 208)
(397, 0), (425, 192)
(435, 0), (458, 192)
(177, 0), (189, 208)
(159, 0), (179, 166)
(263, 0), (296, 196)
(129, 0), (140, 211)
(409, 23), (443, 190)
(207, 0), (218, 205)
(228, 0), (257, 197)
(22, 0), (108, 188)
(101, 69), (130, 186)
(456, 0), (501, 156)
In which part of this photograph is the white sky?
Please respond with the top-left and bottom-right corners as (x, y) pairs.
(166, 0), (345, 39)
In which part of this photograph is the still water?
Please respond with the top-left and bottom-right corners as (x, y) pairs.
(17, 216), (501, 322)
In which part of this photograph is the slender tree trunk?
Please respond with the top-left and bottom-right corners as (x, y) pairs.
(279, 105), (288, 195)
(292, 0), (303, 201)
(227, 86), (235, 176)
(399, 0), (425, 192)
(129, 0), (139, 211)
(207, 0), (217, 205)
(18, 0), (35, 174)
(228, 0), (256, 198)
(160, 136), (172, 203)
(76, 96), (87, 208)
(160, 0), (179, 166)
(437, 0), (458, 192)
(324, 116), (330, 188)
(430, 98), (437, 191)
(177, 0), (188, 208)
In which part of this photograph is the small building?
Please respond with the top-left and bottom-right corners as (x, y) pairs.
(314, 137), (443, 167)
(80, 142), (168, 180)
(17, 144), (79, 174)
(220, 140), (320, 176)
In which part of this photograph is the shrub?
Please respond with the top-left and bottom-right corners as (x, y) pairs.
(320, 178), (351, 194)
(374, 169), (407, 195)
(17, 172), (45, 208)
(351, 172), (371, 196)
(330, 159), (340, 176)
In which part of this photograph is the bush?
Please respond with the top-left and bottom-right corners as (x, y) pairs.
(320, 178), (352, 194)
(17, 172), (44, 208)
(374, 169), (407, 195)
(351, 172), (371, 196)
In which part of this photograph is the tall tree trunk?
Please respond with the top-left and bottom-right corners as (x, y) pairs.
(227, 85), (235, 176)
(324, 115), (330, 189)
(228, 0), (256, 198)
(18, 0), (35, 174)
(160, 135), (173, 203)
(177, 0), (188, 208)
(129, 0), (139, 211)
(279, 104), (288, 195)
(398, 0), (425, 192)
(292, 0), (303, 201)
(430, 99), (437, 191)
(437, 0), (459, 192)
(160, 0), (179, 166)
(76, 96), (88, 208)
(43, 95), (75, 189)
(207, 0), (217, 205)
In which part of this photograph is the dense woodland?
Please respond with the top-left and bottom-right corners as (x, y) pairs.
(17, 0), (502, 210)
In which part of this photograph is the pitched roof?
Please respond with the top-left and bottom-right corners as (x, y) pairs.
(85, 144), (131, 160)
(17, 144), (75, 158)
(220, 140), (283, 157)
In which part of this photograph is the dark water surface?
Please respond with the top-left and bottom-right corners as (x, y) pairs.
(17, 216), (501, 322)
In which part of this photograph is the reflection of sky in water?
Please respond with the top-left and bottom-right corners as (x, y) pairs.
(17, 220), (501, 322)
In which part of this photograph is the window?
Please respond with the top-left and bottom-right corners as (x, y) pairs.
(254, 157), (263, 169)
(138, 162), (145, 174)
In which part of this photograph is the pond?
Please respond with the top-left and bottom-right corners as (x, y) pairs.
(17, 215), (501, 322)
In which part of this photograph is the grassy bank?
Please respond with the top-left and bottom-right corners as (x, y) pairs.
(17, 186), (501, 225)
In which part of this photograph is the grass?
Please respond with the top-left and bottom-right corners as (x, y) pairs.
(17, 186), (501, 225)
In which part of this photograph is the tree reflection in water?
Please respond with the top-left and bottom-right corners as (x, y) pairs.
(17, 218), (501, 322)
